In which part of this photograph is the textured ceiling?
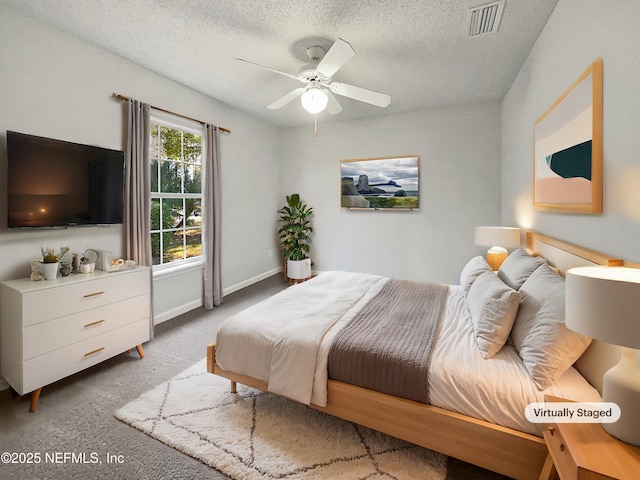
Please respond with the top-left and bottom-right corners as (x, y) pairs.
(1, 0), (558, 128)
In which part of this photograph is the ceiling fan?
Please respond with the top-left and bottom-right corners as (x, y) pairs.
(237, 38), (391, 116)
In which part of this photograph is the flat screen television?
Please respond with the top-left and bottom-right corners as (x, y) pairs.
(6, 130), (125, 228)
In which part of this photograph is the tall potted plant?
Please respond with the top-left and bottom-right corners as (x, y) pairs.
(278, 193), (313, 280)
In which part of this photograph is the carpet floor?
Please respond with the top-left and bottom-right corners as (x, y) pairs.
(0, 273), (511, 480)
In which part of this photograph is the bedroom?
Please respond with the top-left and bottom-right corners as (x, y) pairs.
(1, 0), (639, 478)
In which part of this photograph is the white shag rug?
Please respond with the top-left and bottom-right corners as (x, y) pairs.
(115, 359), (448, 479)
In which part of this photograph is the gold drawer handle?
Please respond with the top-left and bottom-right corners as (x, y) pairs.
(83, 291), (105, 298)
(84, 320), (105, 328)
(84, 347), (105, 357)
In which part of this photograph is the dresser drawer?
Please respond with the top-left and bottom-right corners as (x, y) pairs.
(23, 294), (150, 360)
(543, 426), (577, 480)
(21, 269), (150, 326)
(20, 319), (150, 394)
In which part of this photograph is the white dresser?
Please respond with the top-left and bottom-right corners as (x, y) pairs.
(0, 267), (151, 411)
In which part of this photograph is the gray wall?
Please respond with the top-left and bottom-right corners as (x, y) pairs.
(0, 5), (283, 323)
(13, 0), (636, 320)
(281, 103), (503, 284)
(502, 0), (640, 263)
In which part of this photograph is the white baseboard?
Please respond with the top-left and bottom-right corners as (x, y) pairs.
(223, 267), (283, 296)
(153, 267), (283, 325)
(153, 299), (203, 325)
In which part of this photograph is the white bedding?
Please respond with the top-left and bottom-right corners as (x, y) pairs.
(216, 271), (388, 404)
(215, 271), (601, 436)
(429, 285), (601, 435)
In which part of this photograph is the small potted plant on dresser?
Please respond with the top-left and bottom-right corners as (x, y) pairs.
(40, 246), (69, 280)
(278, 193), (313, 282)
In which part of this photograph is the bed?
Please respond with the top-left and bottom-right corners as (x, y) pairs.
(206, 232), (626, 480)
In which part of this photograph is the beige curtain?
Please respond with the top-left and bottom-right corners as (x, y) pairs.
(124, 98), (154, 337)
(204, 124), (222, 308)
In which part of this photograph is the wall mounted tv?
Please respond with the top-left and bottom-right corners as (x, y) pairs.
(6, 130), (125, 228)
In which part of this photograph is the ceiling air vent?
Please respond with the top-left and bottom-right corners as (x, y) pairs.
(466, 0), (505, 38)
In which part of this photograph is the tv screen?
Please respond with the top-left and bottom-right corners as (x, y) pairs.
(6, 131), (125, 228)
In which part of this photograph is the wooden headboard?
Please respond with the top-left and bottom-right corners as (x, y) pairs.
(524, 231), (623, 271)
(524, 231), (625, 394)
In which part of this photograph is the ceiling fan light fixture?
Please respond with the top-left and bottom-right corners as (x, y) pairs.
(238, 38), (389, 118)
(301, 87), (328, 114)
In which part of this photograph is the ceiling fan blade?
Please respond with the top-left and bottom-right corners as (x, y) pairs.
(330, 82), (391, 108)
(236, 58), (303, 82)
(267, 87), (306, 110)
(325, 91), (343, 115)
(316, 38), (355, 78)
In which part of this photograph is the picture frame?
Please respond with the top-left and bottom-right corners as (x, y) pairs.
(340, 156), (419, 210)
(533, 58), (603, 213)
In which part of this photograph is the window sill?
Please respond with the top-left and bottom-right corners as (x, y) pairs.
(152, 259), (204, 279)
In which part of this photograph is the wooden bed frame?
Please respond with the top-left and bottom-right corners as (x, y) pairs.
(206, 231), (624, 480)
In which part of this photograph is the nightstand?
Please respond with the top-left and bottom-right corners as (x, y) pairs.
(539, 397), (640, 480)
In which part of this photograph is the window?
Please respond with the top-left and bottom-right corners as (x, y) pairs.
(149, 112), (204, 268)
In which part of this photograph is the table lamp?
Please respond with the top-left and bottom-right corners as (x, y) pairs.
(565, 266), (640, 446)
(474, 226), (521, 270)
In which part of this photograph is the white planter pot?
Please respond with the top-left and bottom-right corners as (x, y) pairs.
(287, 258), (311, 280)
(41, 262), (59, 281)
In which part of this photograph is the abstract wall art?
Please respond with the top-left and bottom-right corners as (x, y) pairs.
(533, 58), (603, 213)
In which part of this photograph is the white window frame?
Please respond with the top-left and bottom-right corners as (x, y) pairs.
(149, 109), (205, 276)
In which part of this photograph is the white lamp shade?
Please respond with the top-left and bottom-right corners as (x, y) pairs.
(565, 266), (640, 349)
(474, 226), (520, 248)
(301, 88), (328, 114)
(566, 266), (640, 446)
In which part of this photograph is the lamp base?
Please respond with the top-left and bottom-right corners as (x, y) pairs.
(486, 246), (508, 271)
(602, 347), (640, 446)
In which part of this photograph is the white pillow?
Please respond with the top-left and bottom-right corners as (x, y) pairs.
(467, 271), (522, 359)
(459, 256), (492, 295)
(497, 248), (546, 290)
(510, 263), (592, 390)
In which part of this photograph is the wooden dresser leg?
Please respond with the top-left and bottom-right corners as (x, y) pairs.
(135, 344), (145, 359)
(29, 388), (42, 413)
(230, 381), (237, 394)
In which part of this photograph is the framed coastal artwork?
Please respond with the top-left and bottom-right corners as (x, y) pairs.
(340, 156), (419, 210)
(533, 58), (603, 213)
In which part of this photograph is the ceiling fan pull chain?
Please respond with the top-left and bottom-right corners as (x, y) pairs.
(314, 113), (318, 137)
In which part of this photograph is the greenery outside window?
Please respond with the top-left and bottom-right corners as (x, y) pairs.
(149, 113), (204, 269)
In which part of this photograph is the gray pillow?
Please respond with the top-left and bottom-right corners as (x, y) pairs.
(510, 263), (592, 390)
(459, 256), (492, 295)
(497, 248), (545, 290)
(467, 271), (522, 359)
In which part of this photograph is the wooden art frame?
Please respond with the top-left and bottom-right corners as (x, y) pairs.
(533, 58), (603, 213)
(340, 156), (419, 210)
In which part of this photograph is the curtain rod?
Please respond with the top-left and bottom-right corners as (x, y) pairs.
(112, 93), (231, 134)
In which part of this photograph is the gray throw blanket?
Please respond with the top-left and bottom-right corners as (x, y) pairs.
(328, 279), (449, 403)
